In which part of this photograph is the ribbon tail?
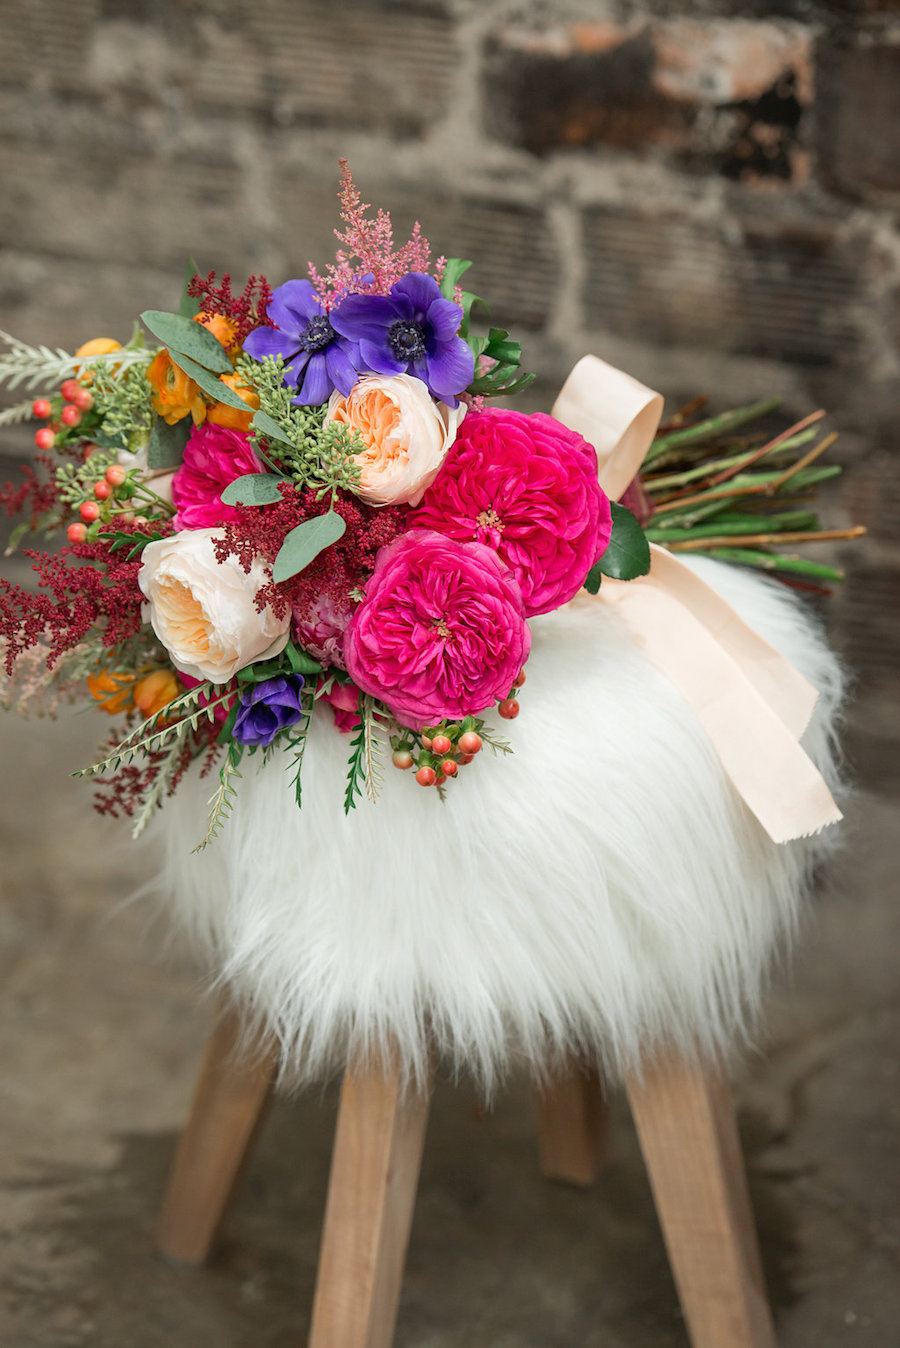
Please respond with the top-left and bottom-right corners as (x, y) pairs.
(598, 570), (842, 844)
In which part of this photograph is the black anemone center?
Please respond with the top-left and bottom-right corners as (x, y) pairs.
(302, 315), (335, 353)
(387, 319), (426, 363)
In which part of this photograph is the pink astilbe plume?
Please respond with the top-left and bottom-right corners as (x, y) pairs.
(308, 159), (431, 308)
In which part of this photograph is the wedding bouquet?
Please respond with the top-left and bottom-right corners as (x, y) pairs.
(0, 165), (859, 847)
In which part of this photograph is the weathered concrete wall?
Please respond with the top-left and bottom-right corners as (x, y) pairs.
(1, 0), (898, 735)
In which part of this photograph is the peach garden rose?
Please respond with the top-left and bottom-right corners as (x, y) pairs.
(138, 529), (290, 684)
(325, 373), (465, 507)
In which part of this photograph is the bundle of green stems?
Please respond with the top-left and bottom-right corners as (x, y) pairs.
(640, 397), (865, 587)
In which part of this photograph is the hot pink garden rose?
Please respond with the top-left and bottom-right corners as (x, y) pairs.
(412, 408), (612, 617)
(343, 528), (531, 729)
(171, 423), (264, 530)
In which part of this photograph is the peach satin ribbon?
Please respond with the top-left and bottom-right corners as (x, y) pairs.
(553, 355), (841, 844)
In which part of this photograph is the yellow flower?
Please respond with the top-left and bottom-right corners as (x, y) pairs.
(133, 668), (181, 720)
(87, 668), (137, 715)
(206, 372), (261, 432)
(147, 350), (207, 426)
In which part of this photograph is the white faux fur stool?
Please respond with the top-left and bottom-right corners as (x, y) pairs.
(153, 555), (843, 1348)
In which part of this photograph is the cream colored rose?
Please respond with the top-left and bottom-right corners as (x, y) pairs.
(326, 374), (465, 507)
(138, 529), (289, 684)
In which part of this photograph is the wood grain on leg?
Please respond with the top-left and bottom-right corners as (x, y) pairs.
(155, 1010), (277, 1265)
(309, 1060), (431, 1348)
(535, 1063), (611, 1187)
(626, 1053), (776, 1348)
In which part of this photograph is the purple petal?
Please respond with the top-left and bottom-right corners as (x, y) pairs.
(325, 343), (360, 396)
(423, 336), (475, 400)
(243, 326), (300, 363)
(268, 279), (322, 333)
(295, 352), (331, 406)
(330, 293), (398, 342)
(425, 296), (465, 341)
(282, 351), (311, 388)
(391, 272), (443, 318)
(359, 337), (404, 376)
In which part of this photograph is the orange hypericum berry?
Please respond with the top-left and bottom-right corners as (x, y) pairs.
(415, 766), (437, 787)
(105, 465), (127, 487)
(66, 522), (87, 543)
(60, 378), (81, 402)
(498, 699), (520, 720)
(79, 500), (100, 523)
(458, 731), (482, 755)
(431, 734), (452, 755)
(32, 397), (51, 419)
(60, 405), (82, 427)
(34, 427), (56, 450)
(439, 759), (458, 777)
(392, 749), (414, 770)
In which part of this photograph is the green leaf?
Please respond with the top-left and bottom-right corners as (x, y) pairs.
(251, 407), (292, 444)
(438, 258), (473, 300)
(168, 350), (250, 409)
(272, 510), (347, 584)
(178, 258), (201, 318)
(597, 502), (651, 581)
(140, 309), (233, 374)
(147, 415), (191, 469)
(220, 472), (286, 506)
(583, 563), (603, 595)
(216, 697), (240, 745)
(284, 642), (323, 675)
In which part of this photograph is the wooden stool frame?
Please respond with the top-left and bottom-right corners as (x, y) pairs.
(156, 1015), (775, 1348)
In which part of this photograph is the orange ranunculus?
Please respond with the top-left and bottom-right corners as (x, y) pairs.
(133, 668), (180, 720)
(87, 668), (138, 715)
(194, 311), (240, 357)
(206, 372), (261, 432)
(147, 350), (207, 426)
(73, 337), (123, 383)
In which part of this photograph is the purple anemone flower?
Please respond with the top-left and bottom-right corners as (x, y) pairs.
(330, 272), (474, 407)
(232, 674), (306, 748)
(243, 280), (362, 406)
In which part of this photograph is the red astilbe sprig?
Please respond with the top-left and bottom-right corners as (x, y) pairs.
(0, 527), (167, 675)
(186, 271), (274, 346)
(214, 483), (408, 620)
(308, 159), (431, 308)
(0, 453), (66, 531)
(92, 730), (221, 819)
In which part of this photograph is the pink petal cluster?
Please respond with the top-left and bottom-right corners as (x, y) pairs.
(171, 423), (264, 531)
(291, 587), (357, 670)
(412, 409), (612, 616)
(343, 529), (531, 729)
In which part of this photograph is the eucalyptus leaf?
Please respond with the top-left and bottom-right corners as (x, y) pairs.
(251, 407), (292, 444)
(597, 502), (651, 581)
(178, 258), (201, 318)
(220, 473), (286, 506)
(141, 309), (233, 374)
(168, 349), (250, 410)
(273, 511), (346, 584)
(147, 415), (191, 470)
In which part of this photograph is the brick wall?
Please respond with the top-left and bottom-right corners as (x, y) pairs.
(1, 0), (898, 768)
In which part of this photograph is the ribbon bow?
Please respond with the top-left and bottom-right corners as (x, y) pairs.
(553, 355), (841, 845)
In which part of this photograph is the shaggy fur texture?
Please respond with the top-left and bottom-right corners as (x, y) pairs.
(153, 559), (844, 1091)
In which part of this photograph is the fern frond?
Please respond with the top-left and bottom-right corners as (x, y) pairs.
(0, 398), (34, 426)
(363, 695), (387, 804)
(192, 746), (243, 851)
(75, 681), (232, 777)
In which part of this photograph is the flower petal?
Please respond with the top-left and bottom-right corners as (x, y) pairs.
(423, 337), (475, 400)
(325, 343), (360, 396)
(243, 327), (300, 363)
(392, 271), (444, 317)
(295, 352), (331, 406)
(267, 279), (322, 332)
(330, 293), (397, 342)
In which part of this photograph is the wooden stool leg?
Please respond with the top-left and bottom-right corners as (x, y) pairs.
(309, 1060), (431, 1348)
(535, 1061), (611, 1187)
(155, 1010), (277, 1265)
(626, 1052), (776, 1348)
